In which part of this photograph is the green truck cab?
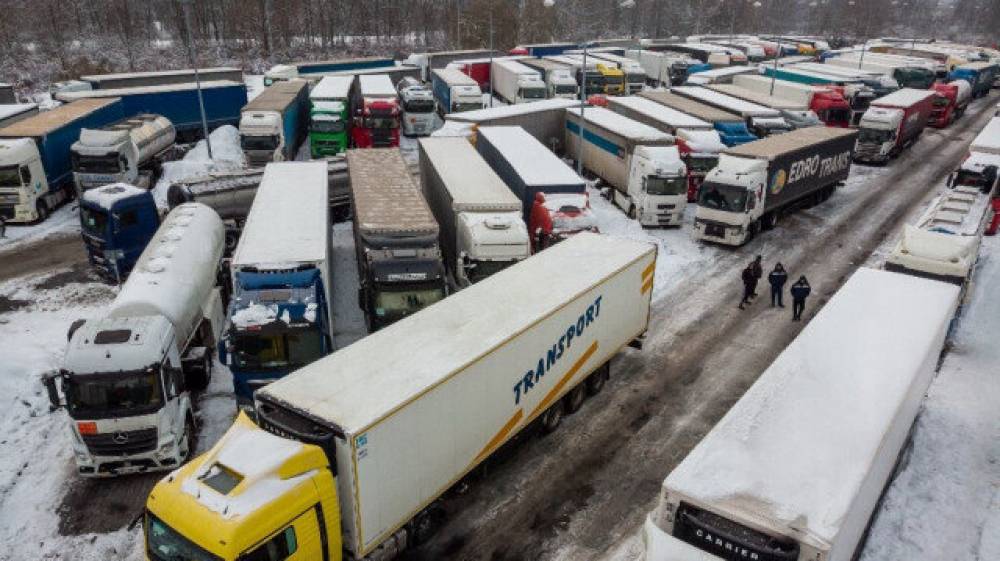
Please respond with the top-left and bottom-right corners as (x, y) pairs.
(309, 100), (348, 157)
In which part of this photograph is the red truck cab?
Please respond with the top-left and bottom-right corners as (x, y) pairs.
(528, 192), (599, 252)
(675, 130), (725, 202)
(351, 98), (401, 148)
(811, 89), (852, 128)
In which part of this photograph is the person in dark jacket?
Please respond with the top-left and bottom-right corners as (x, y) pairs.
(769, 263), (788, 307)
(750, 255), (763, 297)
(790, 275), (811, 321)
(739, 265), (755, 309)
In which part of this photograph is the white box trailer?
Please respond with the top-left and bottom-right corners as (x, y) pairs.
(447, 98), (579, 153)
(671, 86), (793, 137)
(644, 267), (960, 561)
(970, 116), (1000, 156)
(257, 232), (656, 559)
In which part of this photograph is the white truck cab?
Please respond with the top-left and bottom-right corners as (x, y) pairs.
(0, 138), (49, 223)
(514, 75), (547, 103)
(547, 68), (579, 99)
(694, 154), (763, 245)
(70, 115), (175, 193)
(400, 87), (437, 136)
(856, 106), (903, 162)
(456, 212), (530, 286)
(619, 145), (689, 227)
(239, 111), (284, 164)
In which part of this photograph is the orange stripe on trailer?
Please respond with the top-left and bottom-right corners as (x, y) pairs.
(471, 409), (524, 466)
(641, 277), (654, 294)
(642, 261), (655, 281)
(528, 341), (599, 420)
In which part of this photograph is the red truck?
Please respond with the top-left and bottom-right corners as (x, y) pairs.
(675, 129), (726, 202)
(350, 74), (401, 148)
(929, 80), (972, 128)
(528, 192), (599, 252)
(855, 88), (936, 164)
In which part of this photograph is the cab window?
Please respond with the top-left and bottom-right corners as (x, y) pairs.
(19, 166), (30, 185)
(241, 527), (297, 561)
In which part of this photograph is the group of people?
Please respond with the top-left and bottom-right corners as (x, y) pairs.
(739, 255), (811, 321)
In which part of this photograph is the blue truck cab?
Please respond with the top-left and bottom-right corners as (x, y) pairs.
(714, 121), (758, 147)
(949, 63), (999, 99)
(79, 183), (159, 281)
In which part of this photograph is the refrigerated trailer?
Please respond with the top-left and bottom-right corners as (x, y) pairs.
(854, 88), (936, 164)
(638, 90), (757, 147)
(145, 232), (656, 561)
(644, 267), (959, 561)
(446, 98), (579, 154)
(671, 86), (793, 137)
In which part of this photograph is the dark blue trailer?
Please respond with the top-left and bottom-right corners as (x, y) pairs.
(297, 57), (395, 75)
(54, 81), (248, 141)
(514, 42), (578, 57)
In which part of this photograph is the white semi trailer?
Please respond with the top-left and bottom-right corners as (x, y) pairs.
(644, 267), (960, 561)
(46, 203), (225, 477)
(71, 113), (176, 194)
(491, 59), (547, 104)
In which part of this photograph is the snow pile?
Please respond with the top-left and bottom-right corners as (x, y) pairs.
(230, 302), (281, 328)
(152, 125), (245, 209)
(431, 120), (475, 138)
(0, 204), (79, 250)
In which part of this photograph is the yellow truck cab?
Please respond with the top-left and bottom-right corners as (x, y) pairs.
(145, 413), (342, 561)
(596, 63), (626, 96)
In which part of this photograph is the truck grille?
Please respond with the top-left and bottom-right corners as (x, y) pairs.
(82, 427), (158, 456)
(674, 503), (799, 561)
(854, 143), (882, 160)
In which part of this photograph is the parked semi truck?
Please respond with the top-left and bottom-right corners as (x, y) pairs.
(606, 95), (725, 202)
(475, 126), (597, 251)
(629, 49), (701, 87)
(0, 98), (125, 223)
(446, 98), (579, 154)
(929, 80), (972, 128)
(644, 267), (958, 561)
(707, 83), (823, 129)
(855, 88), (936, 164)
(638, 90), (757, 147)
(695, 127), (858, 245)
(56, 81), (247, 141)
(672, 86), (793, 137)
(80, 67), (243, 90)
(70, 114), (175, 194)
(683, 65), (757, 85)
(826, 54), (936, 89)
(543, 55), (608, 96)
(586, 52), (647, 94)
(565, 107), (688, 227)
(446, 55), (530, 89)
(733, 74), (852, 127)
(347, 148), (446, 331)
(519, 58), (579, 99)
(239, 80), (309, 166)
(398, 81), (437, 137)
(510, 41), (578, 57)
(144, 231), (655, 561)
(309, 76), (353, 157)
(79, 183), (160, 280)
(45, 202), (224, 476)
(264, 57), (395, 85)
(350, 74), (401, 148)
(491, 59), (547, 104)
(405, 49), (498, 81)
(949, 61), (1000, 98)
(418, 137), (530, 288)
(222, 162), (333, 408)
(431, 68), (483, 116)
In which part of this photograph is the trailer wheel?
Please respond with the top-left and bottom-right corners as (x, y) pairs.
(628, 204), (637, 220)
(35, 201), (49, 223)
(564, 384), (587, 414)
(540, 403), (563, 433)
(586, 363), (610, 395)
(762, 212), (778, 231)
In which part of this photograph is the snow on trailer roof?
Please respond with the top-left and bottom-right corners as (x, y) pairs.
(607, 96), (713, 130)
(970, 117), (1000, 155)
(566, 106), (672, 143)
(259, 232), (654, 436)
(431, 67), (479, 86)
(725, 126), (856, 159)
(686, 66), (757, 79)
(55, 80), (243, 102)
(637, 91), (742, 124)
(672, 86), (782, 117)
(0, 103), (37, 120)
(80, 67), (241, 82)
(477, 126), (585, 187)
(310, 76), (354, 100)
(871, 87), (937, 108)
(708, 84), (806, 111)
(232, 162), (329, 268)
(0, 98), (121, 137)
(347, 148), (438, 236)
(448, 98), (578, 122)
(664, 267), (959, 548)
(358, 74), (397, 97)
(418, 137), (522, 211)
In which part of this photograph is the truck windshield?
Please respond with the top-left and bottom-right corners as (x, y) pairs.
(468, 260), (515, 284)
(74, 154), (121, 174)
(932, 96), (950, 108)
(364, 117), (399, 129)
(404, 100), (436, 113)
(147, 512), (221, 561)
(240, 135), (278, 151)
(0, 165), (22, 187)
(522, 88), (546, 100)
(698, 182), (748, 213)
(646, 175), (688, 196)
(64, 370), (163, 418)
(824, 108), (852, 124)
(232, 330), (324, 371)
(555, 85), (577, 95)
(311, 120), (345, 133)
(80, 206), (109, 237)
(376, 283), (445, 319)
(686, 156), (717, 174)
(858, 128), (893, 144)
(605, 75), (624, 86)
(454, 101), (483, 112)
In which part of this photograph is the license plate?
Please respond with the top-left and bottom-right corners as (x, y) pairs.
(705, 224), (724, 237)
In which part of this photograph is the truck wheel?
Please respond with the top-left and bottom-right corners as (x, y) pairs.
(628, 204), (637, 220)
(540, 403), (563, 433)
(586, 363), (610, 395)
(180, 415), (197, 462)
(35, 201), (49, 223)
(762, 212), (778, 230)
(564, 384), (587, 414)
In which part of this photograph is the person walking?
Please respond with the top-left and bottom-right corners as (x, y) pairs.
(790, 275), (811, 321)
(750, 255), (763, 297)
(739, 264), (755, 310)
(769, 263), (788, 307)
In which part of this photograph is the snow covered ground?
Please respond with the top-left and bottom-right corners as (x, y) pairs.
(0, 204), (79, 250)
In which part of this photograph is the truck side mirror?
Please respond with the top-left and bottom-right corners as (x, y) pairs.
(747, 193), (757, 212)
(42, 372), (64, 411)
